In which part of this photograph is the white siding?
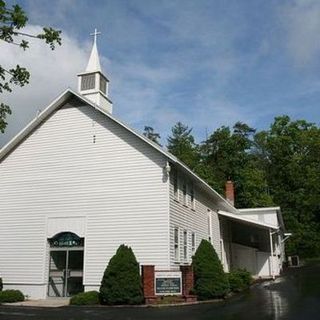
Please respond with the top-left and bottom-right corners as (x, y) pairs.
(0, 103), (170, 297)
(238, 210), (279, 227)
(169, 169), (221, 268)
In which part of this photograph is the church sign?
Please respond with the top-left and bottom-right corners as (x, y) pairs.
(155, 271), (182, 295)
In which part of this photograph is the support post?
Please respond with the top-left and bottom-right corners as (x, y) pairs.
(141, 265), (157, 304)
(180, 265), (197, 302)
(269, 229), (275, 280)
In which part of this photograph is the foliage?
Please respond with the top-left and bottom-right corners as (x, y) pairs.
(192, 239), (229, 300)
(99, 244), (143, 305)
(0, 278), (2, 291)
(69, 291), (100, 305)
(143, 126), (161, 146)
(0, 0), (61, 133)
(227, 269), (252, 292)
(167, 122), (199, 169)
(0, 289), (24, 303)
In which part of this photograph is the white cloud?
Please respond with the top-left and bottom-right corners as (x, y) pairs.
(0, 25), (89, 147)
(279, 0), (320, 67)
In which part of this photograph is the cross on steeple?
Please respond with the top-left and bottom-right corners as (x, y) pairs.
(90, 28), (101, 44)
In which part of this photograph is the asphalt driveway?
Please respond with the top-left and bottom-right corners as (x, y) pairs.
(1, 262), (320, 320)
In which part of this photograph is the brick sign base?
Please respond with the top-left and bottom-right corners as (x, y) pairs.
(141, 265), (197, 304)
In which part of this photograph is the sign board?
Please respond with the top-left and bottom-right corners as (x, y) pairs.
(155, 271), (182, 295)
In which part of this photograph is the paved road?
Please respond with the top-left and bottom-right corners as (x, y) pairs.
(1, 262), (320, 320)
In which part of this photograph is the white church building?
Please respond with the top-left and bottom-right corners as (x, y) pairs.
(0, 32), (287, 299)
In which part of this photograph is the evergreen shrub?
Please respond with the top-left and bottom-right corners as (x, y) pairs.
(69, 291), (100, 305)
(0, 290), (24, 303)
(192, 239), (229, 300)
(228, 269), (252, 292)
(99, 244), (143, 305)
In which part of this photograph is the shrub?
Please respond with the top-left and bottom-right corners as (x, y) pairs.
(228, 269), (252, 292)
(0, 278), (2, 291)
(0, 290), (25, 303)
(192, 239), (229, 300)
(100, 244), (143, 305)
(70, 291), (100, 305)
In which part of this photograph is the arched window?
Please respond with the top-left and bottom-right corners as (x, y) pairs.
(49, 232), (84, 248)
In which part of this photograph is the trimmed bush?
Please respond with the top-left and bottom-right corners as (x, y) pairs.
(70, 291), (100, 305)
(0, 278), (2, 291)
(0, 290), (24, 303)
(99, 244), (143, 305)
(192, 239), (229, 300)
(228, 269), (252, 292)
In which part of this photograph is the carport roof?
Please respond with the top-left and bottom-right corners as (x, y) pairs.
(218, 210), (279, 230)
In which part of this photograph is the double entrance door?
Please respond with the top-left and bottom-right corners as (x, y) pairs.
(48, 249), (84, 297)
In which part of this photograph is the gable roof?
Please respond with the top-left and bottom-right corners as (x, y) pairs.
(0, 88), (239, 214)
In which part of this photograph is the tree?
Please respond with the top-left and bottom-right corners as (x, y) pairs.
(192, 239), (229, 300)
(0, 0), (61, 132)
(167, 122), (199, 169)
(235, 165), (274, 208)
(143, 126), (161, 146)
(198, 122), (256, 196)
(255, 116), (320, 257)
(99, 244), (143, 305)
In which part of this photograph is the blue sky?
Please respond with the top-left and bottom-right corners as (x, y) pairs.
(1, 0), (320, 147)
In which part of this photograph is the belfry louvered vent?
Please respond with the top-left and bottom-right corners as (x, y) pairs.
(81, 74), (95, 90)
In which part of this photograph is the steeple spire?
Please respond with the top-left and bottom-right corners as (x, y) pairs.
(77, 28), (113, 113)
(86, 28), (102, 72)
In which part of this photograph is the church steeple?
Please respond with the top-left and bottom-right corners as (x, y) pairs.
(77, 28), (113, 113)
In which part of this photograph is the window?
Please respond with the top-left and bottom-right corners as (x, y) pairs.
(173, 169), (179, 201)
(81, 74), (95, 90)
(174, 227), (180, 261)
(183, 230), (188, 260)
(182, 182), (187, 206)
(191, 232), (196, 254)
(190, 185), (195, 210)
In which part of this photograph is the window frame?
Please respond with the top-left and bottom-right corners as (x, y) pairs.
(182, 181), (187, 206)
(174, 227), (180, 262)
(191, 232), (196, 255)
(190, 184), (195, 210)
(183, 230), (188, 261)
(173, 169), (179, 201)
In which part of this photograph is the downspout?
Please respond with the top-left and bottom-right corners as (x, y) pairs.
(164, 161), (171, 270)
(269, 228), (275, 280)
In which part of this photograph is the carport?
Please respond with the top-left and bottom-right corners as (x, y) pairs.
(218, 210), (283, 278)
